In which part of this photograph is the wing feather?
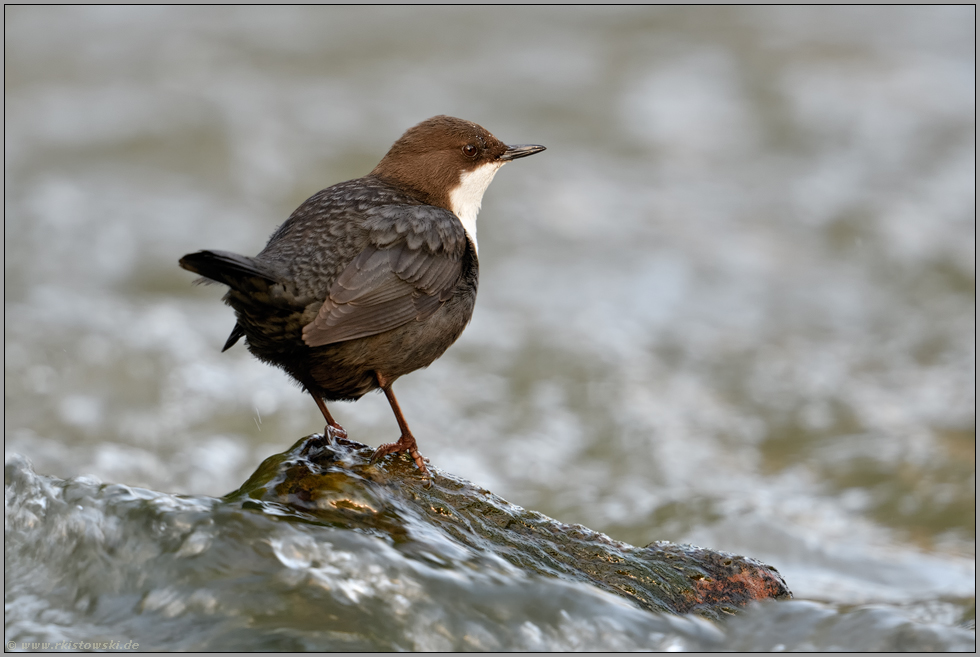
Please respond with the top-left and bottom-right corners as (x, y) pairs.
(301, 206), (468, 348)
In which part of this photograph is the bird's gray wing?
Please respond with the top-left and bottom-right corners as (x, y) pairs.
(301, 205), (469, 347)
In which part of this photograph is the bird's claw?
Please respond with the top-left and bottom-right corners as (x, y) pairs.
(372, 435), (431, 479)
(325, 423), (348, 440)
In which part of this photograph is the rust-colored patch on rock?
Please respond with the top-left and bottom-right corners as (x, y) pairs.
(638, 542), (792, 615)
(689, 558), (791, 610)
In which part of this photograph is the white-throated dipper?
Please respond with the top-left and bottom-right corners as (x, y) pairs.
(180, 115), (545, 477)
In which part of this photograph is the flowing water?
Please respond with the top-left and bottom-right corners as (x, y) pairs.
(5, 6), (975, 651)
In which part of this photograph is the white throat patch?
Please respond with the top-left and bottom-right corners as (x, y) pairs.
(448, 161), (505, 254)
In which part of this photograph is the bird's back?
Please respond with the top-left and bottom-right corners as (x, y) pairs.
(255, 177), (423, 299)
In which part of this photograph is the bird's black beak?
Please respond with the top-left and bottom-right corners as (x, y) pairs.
(499, 144), (546, 161)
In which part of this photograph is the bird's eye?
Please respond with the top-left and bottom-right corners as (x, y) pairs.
(462, 144), (478, 158)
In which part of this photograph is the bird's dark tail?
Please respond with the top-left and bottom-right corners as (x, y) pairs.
(179, 250), (279, 291)
(222, 323), (246, 352)
(180, 250), (281, 352)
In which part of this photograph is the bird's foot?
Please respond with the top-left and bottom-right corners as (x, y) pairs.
(325, 422), (348, 440)
(301, 422), (351, 456)
(371, 433), (430, 479)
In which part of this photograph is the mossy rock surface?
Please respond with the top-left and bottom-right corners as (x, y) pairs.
(228, 434), (792, 620)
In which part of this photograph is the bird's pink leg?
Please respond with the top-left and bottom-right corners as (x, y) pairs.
(371, 372), (429, 477)
(309, 391), (348, 439)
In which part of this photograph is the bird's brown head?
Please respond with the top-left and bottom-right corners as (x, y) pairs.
(371, 116), (545, 249)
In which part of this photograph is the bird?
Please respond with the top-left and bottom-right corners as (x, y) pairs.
(179, 115), (545, 478)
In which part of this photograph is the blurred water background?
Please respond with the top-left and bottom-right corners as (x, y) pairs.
(5, 6), (975, 651)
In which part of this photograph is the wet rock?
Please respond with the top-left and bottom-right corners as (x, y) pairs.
(226, 434), (792, 620)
